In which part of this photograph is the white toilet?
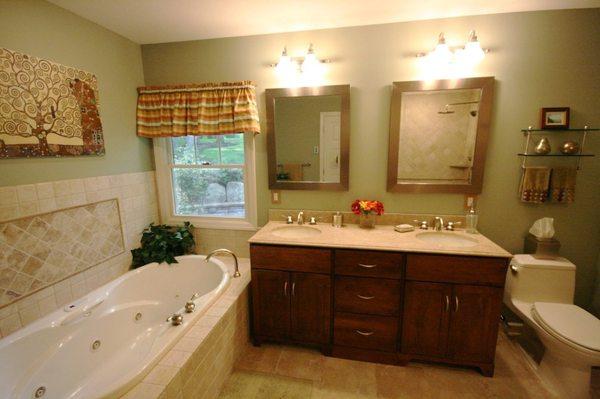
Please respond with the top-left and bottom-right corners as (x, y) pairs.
(504, 254), (600, 399)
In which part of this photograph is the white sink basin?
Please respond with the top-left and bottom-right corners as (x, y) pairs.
(416, 231), (478, 248)
(271, 225), (322, 239)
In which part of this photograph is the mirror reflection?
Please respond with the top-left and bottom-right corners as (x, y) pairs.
(387, 77), (494, 194)
(274, 95), (341, 183)
(266, 84), (350, 191)
(397, 88), (482, 184)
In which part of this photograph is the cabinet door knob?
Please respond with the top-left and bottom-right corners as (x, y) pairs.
(445, 295), (450, 312)
(355, 330), (374, 336)
(356, 294), (375, 300)
(357, 263), (377, 269)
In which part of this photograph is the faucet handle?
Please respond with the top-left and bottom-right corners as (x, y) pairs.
(308, 216), (318, 225)
(413, 219), (429, 230)
(283, 215), (293, 224)
(445, 221), (462, 231)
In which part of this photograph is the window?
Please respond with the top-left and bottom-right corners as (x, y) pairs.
(154, 133), (256, 230)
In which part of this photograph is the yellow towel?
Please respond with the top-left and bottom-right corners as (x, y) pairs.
(550, 167), (576, 203)
(283, 164), (304, 181)
(519, 167), (550, 203)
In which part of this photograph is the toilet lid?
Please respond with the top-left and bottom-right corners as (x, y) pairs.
(532, 302), (600, 352)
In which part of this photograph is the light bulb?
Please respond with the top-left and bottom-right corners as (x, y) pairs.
(301, 44), (324, 85)
(427, 33), (453, 65)
(462, 30), (485, 64)
(275, 47), (298, 83)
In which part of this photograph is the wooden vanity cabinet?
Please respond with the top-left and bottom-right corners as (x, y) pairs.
(250, 245), (332, 349)
(400, 254), (509, 376)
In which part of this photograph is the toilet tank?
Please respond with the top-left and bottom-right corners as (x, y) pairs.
(504, 254), (576, 305)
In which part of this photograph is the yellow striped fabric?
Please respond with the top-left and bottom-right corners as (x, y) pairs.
(136, 81), (260, 137)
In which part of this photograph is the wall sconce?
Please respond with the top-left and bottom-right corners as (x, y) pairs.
(417, 30), (489, 69)
(270, 44), (330, 85)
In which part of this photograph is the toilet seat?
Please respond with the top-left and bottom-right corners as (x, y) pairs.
(532, 302), (600, 353)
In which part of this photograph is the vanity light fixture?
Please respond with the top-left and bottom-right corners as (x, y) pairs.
(270, 44), (330, 85)
(417, 30), (488, 67)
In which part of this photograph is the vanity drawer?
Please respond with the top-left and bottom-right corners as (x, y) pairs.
(250, 244), (331, 274)
(335, 249), (404, 279)
(334, 312), (398, 351)
(335, 276), (400, 316)
(405, 254), (508, 286)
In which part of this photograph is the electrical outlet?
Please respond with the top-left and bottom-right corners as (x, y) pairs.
(271, 190), (281, 204)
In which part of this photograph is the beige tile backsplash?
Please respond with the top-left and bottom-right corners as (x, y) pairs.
(0, 171), (159, 338)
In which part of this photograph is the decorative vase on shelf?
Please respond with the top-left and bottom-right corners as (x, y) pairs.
(560, 141), (580, 154)
(534, 137), (551, 154)
(359, 213), (376, 229)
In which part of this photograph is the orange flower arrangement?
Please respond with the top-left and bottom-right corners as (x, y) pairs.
(351, 199), (384, 216)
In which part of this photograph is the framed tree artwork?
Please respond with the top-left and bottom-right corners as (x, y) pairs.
(0, 48), (104, 158)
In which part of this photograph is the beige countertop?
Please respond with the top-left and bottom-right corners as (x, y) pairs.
(248, 221), (512, 258)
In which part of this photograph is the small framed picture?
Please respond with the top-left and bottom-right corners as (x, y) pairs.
(541, 107), (570, 129)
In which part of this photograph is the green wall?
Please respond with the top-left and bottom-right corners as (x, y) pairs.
(141, 9), (599, 307)
(0, 0), (153, 186)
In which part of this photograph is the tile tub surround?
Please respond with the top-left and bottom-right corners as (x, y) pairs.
(250, 221), (511, 258)
(120, 257), (251, 399)
(0, 171), (159, 337)
(194, 228), (256, 258)
(0, 199), (125, 306)
(268, 209), (467, 227)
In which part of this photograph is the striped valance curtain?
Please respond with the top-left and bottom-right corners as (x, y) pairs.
(136, 81), (260, 137)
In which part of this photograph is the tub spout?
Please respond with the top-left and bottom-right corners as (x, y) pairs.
(205, 249), (240, 278)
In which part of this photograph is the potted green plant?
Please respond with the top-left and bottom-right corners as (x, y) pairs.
(131, 222), (195, 268)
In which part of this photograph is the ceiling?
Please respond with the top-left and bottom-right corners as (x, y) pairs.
(48, 0), (600, 44)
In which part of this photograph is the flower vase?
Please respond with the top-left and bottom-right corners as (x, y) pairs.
(359, 213), (376, 229)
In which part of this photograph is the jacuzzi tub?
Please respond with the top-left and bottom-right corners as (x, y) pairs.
(0, 255), (230, 399)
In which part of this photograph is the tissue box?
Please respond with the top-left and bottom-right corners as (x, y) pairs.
(524, 233), (561, 259)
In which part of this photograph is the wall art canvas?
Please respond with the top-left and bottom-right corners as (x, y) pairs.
(0, 48), (104, 158)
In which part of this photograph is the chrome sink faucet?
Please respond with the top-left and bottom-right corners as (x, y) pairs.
(297, 211), (305, 225)
(206, 248), (240, 278)
(433, 217), (445, 231)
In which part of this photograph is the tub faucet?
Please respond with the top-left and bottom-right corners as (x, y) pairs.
(433, 217), (444, 231)
(206, 248), (241, 278)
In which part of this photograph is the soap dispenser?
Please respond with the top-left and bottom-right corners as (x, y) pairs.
(466, 206), (478, 234)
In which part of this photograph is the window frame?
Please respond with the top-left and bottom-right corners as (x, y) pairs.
(153, 133), (257, 230)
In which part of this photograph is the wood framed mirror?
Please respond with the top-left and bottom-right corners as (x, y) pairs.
(266, 85), (350, 191)
(387, 77), (494, 194)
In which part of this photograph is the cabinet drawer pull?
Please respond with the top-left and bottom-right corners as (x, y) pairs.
(357, 263), (377, 269)
(445, 295), (450, 312)
(356, 294), (375, 300)
(454, 296), (459, 312)
(284, 281), (288, 297)
(355, 329), (374, 336)
(291, 282), (296, 297)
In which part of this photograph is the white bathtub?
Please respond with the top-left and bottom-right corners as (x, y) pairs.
(0, 255), (230, 399)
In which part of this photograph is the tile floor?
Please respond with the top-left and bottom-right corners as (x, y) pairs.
(218, 332), (558, 398)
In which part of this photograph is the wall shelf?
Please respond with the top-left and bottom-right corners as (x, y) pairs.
(517, 153), (594, 157)
(519, 125), (596, 171)
(520, 127), (598, 134)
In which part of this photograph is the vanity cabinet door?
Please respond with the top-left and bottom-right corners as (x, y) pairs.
(401, 281), (452, 358)
(252, 269), (291, 341)
(447, 285), (503, 363)
(290, 272), (331, 345)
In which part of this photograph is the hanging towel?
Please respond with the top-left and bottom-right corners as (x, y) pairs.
(550, 167), (577, 203)
(283, 164), (304, 181)
(519, 167), (551, 203)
